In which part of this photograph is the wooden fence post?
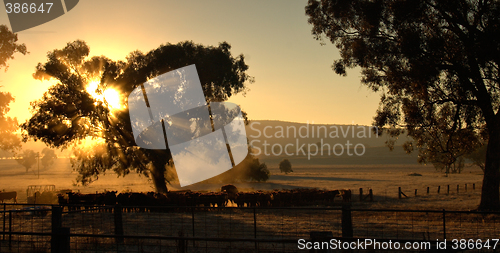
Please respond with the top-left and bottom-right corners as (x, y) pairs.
(398, 187), (407, 198)
(414, 189), (418, 196)
(51, 206), (69, 253)
(359, 188), (363, 202)
(177, 231), (186, 253)
(427, 187), (430, 194)
(438, 186), (441, 194)
(8, 210), (11, 250)
(254, 208), (258, 250)
(51, 207), (61, 253)
(2, 203), (5, 240)
(341, 204), (353, 238)
(447, 185), (450, 194)
(473, 183), (475, 190)
(191, 207), (195, 247)
(465, 184), (467, 192)
(369, 189), (373, 202)
(114, 204), (124, 244)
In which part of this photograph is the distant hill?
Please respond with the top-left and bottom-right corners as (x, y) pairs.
(245, 120), (419, 167)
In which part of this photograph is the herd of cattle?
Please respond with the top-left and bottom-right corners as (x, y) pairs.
(55, 186), (352, 211)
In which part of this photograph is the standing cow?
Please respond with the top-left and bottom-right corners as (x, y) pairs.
(221, 184), (238, 205)
(0, 191), (17, 203)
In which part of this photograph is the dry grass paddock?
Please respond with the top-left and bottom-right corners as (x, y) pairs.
(0, 158), (485, 210)
(0, 157), (493, 252)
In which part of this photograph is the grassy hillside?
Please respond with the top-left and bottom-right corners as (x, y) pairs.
(246, 120), (418, 167)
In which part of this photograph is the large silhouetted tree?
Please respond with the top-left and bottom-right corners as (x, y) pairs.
(306, 0), (500, 210)
(0, 25), (27, 153)
(22, 40), (252, 193)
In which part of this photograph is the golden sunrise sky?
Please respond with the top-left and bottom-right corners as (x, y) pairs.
(0, 0), (380, 126)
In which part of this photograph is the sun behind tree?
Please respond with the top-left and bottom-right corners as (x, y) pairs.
(22, 40), (253, 193)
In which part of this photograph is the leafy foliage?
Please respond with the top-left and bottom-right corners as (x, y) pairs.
(243, 156), (270, 182)
(465, 142), (487, 172)
(0, 25), (27, 71)
(0, 91), (21, 151)
(279, 158), (293, 174)
(306, 0), (500, 210)
(0, 25), (27, 153)
(41, 147), (57, 169)
(16, 149), (37, 172)
(206, 149), (270, 183)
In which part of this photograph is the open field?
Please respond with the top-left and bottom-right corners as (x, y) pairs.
(0, 157), (485, 210)
(0, 155), (493, 252)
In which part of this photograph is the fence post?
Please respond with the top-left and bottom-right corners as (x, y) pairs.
(447, 185), (450, 194)
(414, 189), (417, 196)
(369, 189), (373, 202)
(473, 183), (475, 190)
(191, 207), (195, 247)
(177, 231), (186, 253)
(438, 186), (440, 194)
(457, 185), (459, 194)
(8, 210), (11, 250)
(427, 187), (430, 194)
(341, 204), (353, 238)
(465, 184), (467, 192)
(51, 206), (69, 253)
(359, 188), (363, 202)
(2, 203), (5, 240)
(442, 209), (446, 240)
(398, 187), (407, 198)
(59, 228), (70, 253)
(114, 204), (124, 244)
(253, 208), (258, 250)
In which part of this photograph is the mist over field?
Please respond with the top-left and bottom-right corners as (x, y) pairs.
(0, 120), (483, 210)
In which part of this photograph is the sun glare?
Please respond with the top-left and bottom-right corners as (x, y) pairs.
(104, 89), (121, 110)
(85, 80), (122, 111)
(86, 81), (102, 101)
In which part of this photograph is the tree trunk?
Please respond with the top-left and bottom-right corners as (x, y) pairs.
(151, 163), (168, 193)
(478, 124), (500, 210)
(146, 150), (170, 194)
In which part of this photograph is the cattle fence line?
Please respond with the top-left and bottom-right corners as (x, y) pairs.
(396, 182), (479, 199)
(1, 203), (499, 252)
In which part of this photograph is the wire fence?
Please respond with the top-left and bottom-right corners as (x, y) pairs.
(1, 203), (499, 252)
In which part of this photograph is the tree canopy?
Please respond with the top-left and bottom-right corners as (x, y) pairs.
(213, 151), (270, 183)
(0, 24), (27, 153)
(306, 0), (500, 210)
(279, 158), (293, 174)
(41, 147), (57, 169)
(0, 25), (27, 71)
(16, 149), (37, 173)
(22, 40), (253, 193)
